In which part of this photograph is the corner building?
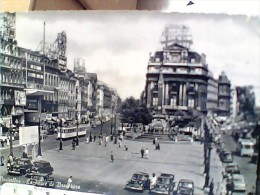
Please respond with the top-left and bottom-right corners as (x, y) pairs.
(144, 26), (209, 120)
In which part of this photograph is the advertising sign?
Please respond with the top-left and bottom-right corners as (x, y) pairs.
(27, 99), (38, 110)
(19, 126), (39, 145)
(14, 90), (26, 106)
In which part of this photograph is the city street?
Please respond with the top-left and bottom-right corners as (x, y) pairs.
(222, 131), (257, 194)
(0, 121), (219, 195)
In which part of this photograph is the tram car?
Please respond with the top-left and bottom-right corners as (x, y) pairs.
(57, 124), (88, 140)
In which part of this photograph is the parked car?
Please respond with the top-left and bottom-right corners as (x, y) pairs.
(26, 172), (55, 188)
(7, 157), (33, 175)
(225, 163), (240, 175)
(150, 173), (175, 195)
(220, 151), (233, 163)
(27, 160), (54, 176)
(176, 179), (194, 195)
(125, 172), (150, 192)
(228, 174), (246, 192)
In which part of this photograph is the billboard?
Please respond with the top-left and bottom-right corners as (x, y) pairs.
(14, 90), (26, 106)
(19, 126), (39, 145)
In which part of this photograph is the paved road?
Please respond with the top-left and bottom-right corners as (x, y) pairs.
(1, 134), (209, 195)
(222, 131), (257, 194)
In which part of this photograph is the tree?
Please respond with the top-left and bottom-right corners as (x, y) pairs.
(120, 97), (152, 126)
(236, 86), (256, 119)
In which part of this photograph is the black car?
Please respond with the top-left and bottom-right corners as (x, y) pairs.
(150, 173), (175, 195)
(220, 151), (233, 163)
(7, 158), (33, 175)
(30, 160), (54, 175)
(176, 179), (194, 195)
(26, 172), (55, 188)
(225, 163), (240, 174)
(125, 172), (150, 192)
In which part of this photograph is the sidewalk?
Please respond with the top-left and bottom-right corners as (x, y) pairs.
(210, 146), (225, 195)
(40, 138), (207, 194)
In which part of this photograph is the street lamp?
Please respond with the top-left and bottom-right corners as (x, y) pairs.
(76, 113), (79, 146)
(255, 120), (260, 194)
(9, 118), (13, 156)
(59, 119), (63, 150)
(37, 116), (42, 157)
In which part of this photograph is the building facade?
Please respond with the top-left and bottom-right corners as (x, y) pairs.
(207, 71), (219, 114)
(217, 71), (231, 117)
(144, 25), (209, 121)
(0, 13), (25, 130)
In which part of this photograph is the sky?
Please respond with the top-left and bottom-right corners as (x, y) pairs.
(15, 6), (260, 105)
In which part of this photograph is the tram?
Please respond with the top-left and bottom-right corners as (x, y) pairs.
(57, 124), (89, 140)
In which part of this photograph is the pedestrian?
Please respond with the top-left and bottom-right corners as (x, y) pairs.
(209, 178), (214, 195)
(155, 137), (157, 144)
(72, 139), (75, 150)
(93, 135), (96, 142)
(86, 135), (89, 143)
(141, 147), (145, 158)
(118, 139), (121, 148)
(145, 148), (149, 159)
(89, 134), (92, 142)
(155, 143), (160, 150)
(153, 138), (156, 145)
(110, 151), (114, 163)
(1, 139), (4, 147)
(124, 144), (128, 151)
(67, 176), (73, 190)
(150, 173), (157, 190)
(114, 137), (117, 144)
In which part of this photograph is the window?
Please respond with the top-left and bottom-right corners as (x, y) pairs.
(153, 97), (158, 106)
(188, 98), (194, 107)
(170, 97), (177, 106)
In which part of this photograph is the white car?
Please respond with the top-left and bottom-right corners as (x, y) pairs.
(230, 174), (246, 192)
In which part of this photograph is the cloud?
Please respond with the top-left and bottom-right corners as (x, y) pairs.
(15, 12), (260, 104)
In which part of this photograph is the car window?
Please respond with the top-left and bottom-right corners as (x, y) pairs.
(34, 162), (44, 167)
(179, 182), (193, 188)
(132, 174), (144, 180)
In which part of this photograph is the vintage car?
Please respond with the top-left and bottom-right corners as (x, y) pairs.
(176, 179), (194, 195)
(31, 160), (54, 175)
(220, 151), (233, 163)
(125, 172), (150, 192)
(26, 172), (55, 188)
(7, 157), (33, 175)
(227, 174), (246, 192)
(150, 173), (175, 195)
(225, 163), (240, 175)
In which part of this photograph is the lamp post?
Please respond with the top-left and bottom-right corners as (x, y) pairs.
(9, 118), (13, 156)
(76, 113), (79, 146)
(37, 116), (42, 157)
(110, 105), (114, 135)
(255, 120), (260, 194)
(59, 119), (63, 150)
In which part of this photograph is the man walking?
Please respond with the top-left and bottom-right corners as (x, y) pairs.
(111, 151), (114, 163)
(67, 176), (73, 190)
(141, 147), (145, 158)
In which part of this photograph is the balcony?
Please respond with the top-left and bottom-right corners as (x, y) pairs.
(162, 105), (188, 110)
(0, 81), (24, 88)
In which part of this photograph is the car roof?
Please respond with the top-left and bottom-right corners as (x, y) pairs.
(34, 160), (49, 163)
(179, 179), (194, 183)
(226, 163), (238, 166)
(29, 172), (50, 176)
(134, 172), (148, 176)
(17, 158), (31, 161)
(232, 174), (245, 179)
(160, 173), (174, 178)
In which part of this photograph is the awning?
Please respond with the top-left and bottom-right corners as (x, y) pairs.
(25, 89), (54, 96)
